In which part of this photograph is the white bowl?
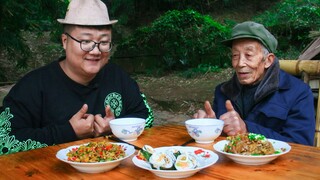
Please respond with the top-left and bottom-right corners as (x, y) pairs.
(185, 118), (224, 144)
(56, 142), (135, 173)
(213, 139), (291, 165)
(109, 118), (146, 142)
(132, 146), (219, 178)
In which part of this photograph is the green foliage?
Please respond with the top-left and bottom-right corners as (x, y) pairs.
(107, 0), (270, 27)
(0, 0), (68, 81)
(254, 0), (320, 58)
(115, 9), (230, 72)
(1, 0), (316, 80)
(106, 0), (135, 25)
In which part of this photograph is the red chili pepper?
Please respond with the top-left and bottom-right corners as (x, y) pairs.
(194, 149), (204, 155)
(136, 155), (145, 161)
(106, 144), (112, 150)
(203, 153), (211, 158)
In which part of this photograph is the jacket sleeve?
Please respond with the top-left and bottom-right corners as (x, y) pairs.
(213, 84), (228, 117)
(246, 87), (315, 146)
(213, 82), (315, 146)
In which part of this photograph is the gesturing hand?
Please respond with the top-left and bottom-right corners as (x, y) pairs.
(69, 104), (95, 139)
(93, 105), (115, 137)
(219, 100), (247, 136)
(193, 100), (216, 119)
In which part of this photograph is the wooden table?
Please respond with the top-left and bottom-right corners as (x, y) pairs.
(0, 125), (319, 179)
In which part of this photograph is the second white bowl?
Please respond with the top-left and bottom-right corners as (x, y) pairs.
(185, 118), (224, 144)
(110, 118), (146, 142)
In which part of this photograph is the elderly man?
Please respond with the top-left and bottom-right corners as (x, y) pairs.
(0, 0), (153, 155)
(194, 21), (315, 146)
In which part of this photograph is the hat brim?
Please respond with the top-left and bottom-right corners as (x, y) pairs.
(221, 35), (262, 47)
(57, 19), (118, 26)
(221, 35), (272, 52)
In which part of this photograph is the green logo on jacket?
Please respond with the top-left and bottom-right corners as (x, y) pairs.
(104, 92), (122, 117)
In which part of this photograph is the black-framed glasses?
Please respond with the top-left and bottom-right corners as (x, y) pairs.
(65, 33), (112, 52)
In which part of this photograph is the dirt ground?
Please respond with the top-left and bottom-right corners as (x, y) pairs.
(0, 68), (234, 126)
(134, 68), (233, 126)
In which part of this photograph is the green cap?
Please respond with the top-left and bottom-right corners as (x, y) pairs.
(222, 21), (277, 53)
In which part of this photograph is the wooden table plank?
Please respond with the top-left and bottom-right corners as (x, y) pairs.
(0, 125), (319, 179)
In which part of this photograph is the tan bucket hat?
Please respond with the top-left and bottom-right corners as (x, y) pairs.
(57, 0), (118, 26)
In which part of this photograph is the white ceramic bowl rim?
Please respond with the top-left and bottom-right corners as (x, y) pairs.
(185, 118), (224, 126)
(110, 118), (146, 125)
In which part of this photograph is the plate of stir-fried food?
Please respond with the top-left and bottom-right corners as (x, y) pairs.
(213, 133), (291, 165)
(56, 141), (135, 173)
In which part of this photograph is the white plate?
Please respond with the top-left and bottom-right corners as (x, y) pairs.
(213, 139), (291, 165)
(56, 142), (135, 173)
(132, 146), (219, 178)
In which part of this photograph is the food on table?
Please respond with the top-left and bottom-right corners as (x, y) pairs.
(223, 133), (276, 155)
(137, 145), (154, 161)
(66, 141), (126, 163)
(174, 153), (198, 170)
(136, 145), (211, 170)
(149, 151), (176, 170)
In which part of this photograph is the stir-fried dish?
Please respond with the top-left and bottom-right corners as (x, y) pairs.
(67, 141), (126, 163)
(223, 133), (275, 155)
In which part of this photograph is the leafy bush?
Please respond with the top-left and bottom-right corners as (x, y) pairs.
(0, 0), (68, 81)
(254, 0), (320, 58)
(114, 9), (230, 72)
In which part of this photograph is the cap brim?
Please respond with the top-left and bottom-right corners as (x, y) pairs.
(221, 35), (262, 47)
(57, 19), (118, 26)
(221, 35), (272, 52)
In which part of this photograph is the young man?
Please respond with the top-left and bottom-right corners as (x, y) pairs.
(0, 0), (153, 155)
(194, 21), (315, 146)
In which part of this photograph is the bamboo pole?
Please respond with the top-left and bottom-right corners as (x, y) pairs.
(279, 60), (320, 76)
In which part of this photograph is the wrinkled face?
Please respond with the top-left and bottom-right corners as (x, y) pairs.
(231, 39), (274, 85)
(61, 26), (112, 84)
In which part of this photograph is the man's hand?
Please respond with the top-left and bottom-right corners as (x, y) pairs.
(69, 104), (95, 139)
(93, 105), (115, 137)
(193, 100), (216, 119)
(220, 100), (247, 136)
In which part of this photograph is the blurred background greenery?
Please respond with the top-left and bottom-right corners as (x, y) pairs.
(0, 0), (319, 82)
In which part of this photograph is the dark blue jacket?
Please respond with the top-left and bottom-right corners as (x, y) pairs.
(214, 60), (315, 146)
